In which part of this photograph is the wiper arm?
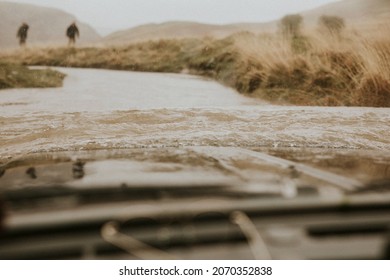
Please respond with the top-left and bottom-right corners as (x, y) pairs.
(231, 211), (272, 260)
(101, 221), (177, 260)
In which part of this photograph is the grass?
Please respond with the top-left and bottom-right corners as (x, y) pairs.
(235, 29), (390, 107)
(0, 62), (65, 90)
(1, 24), (389, 107)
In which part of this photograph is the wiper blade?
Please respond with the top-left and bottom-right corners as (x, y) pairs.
(2, 182), (239, 211)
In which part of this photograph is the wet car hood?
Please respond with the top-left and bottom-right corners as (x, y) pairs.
(1, 147), (389, 260)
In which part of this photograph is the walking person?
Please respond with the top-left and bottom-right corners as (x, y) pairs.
(17, 22), (29, 47)
(66, 22), (80, 46)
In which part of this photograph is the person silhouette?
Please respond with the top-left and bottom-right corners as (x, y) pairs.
(17, 22), (29, 47)
(66, 22), (80, 46)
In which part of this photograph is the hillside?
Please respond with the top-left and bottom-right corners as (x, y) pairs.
(104, 21), (275, 45)
(0, 1), (101, 49)
(303, 0), (390, 23)
(104, 0), (390, 44)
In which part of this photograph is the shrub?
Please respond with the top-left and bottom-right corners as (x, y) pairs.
(279, 14), (304, 38)
(318, 15), (345, 36)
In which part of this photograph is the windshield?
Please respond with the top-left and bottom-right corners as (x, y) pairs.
(1, 0), (390, 261)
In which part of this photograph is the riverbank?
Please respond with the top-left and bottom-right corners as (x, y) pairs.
(0, 62), (65, 90)
(1, 31), (389, 107)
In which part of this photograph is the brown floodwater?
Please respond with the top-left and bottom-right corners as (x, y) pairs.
(0, 67), (389, 185)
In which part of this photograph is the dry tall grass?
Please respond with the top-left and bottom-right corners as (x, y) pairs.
(1, 23), (389, 107)
(235, 24), (390, 106)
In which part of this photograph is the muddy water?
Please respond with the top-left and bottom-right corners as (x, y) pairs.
(1, 67), (390, 182)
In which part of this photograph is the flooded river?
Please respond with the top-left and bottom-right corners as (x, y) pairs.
(1, 67), (390, 184)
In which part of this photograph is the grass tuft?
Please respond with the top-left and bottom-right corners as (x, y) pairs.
(0, 62), (65, 90)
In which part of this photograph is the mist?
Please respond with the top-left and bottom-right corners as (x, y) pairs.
(7, 0), (340, 35)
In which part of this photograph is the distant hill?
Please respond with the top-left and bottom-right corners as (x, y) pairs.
(104, 21), (275, 45)
(0, 1), (101, 49)
(302, 0), (390, 23)
(302, 0), (390, 34)
(104, 0), (390, 45)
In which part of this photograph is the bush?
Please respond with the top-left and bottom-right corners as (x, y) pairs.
(279, 14), (304, 38)
(318, 15), (345, 36)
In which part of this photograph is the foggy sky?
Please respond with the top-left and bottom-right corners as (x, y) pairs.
(8, 0), (340, 35)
